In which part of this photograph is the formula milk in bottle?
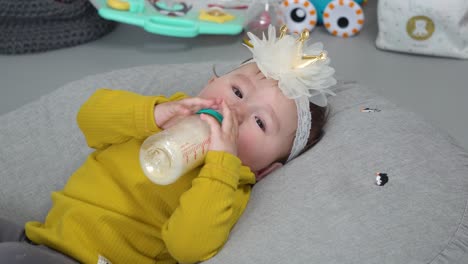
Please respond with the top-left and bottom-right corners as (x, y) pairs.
(139, 109), (223, 185)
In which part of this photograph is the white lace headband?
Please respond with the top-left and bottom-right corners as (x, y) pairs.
(243, 25), (337, 162)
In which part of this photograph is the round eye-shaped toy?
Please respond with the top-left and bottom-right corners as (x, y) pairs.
(323, 0), (364, 37)
(280, 0), (318, 33)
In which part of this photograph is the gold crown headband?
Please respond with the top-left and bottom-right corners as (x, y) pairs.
(243, 25), (336, 162)
(244, 25), (328, 70)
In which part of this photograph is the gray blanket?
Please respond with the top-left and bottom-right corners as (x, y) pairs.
(1, 62), (467, 263)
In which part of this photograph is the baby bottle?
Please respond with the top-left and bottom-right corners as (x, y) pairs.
(139, 109), (223, 185)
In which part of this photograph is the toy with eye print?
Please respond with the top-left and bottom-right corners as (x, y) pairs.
(280, 0), (366, 37)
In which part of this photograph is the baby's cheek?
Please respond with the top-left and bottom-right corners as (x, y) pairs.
(199, 81), (228, 99)
(237, 128), (267, 169)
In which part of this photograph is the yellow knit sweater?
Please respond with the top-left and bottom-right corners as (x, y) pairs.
(25, 89), (256, 264)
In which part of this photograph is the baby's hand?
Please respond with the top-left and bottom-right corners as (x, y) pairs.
(200, 100), (238, 156)
(154, 97), (221, 130)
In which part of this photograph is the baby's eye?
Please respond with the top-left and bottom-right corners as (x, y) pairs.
(255, 116), (266, 131)
(232, 86), (243, 99)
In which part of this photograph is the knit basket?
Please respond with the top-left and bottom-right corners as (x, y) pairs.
(0, 0), (117, 54)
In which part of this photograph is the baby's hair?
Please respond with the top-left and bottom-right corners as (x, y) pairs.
(211, 58), (254, 78)
(212, 65), (221, 78)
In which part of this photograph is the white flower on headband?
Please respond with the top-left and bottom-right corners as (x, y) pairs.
(244, 25), (337, 107)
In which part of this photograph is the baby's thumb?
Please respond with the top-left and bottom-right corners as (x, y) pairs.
(200, 114), (221, 137)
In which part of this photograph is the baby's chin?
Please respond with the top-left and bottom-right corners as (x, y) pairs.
(237, 154), (264, 173)
(236, 154), (253, 168)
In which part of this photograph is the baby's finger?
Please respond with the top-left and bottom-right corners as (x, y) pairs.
(183, 97), (221, 112)
(174, 104), (192, 116)
(200, 113), (222, 138)
(220, 101), (233, 132)
(230, 108), (239, 135)
(204, 98), (222, 109)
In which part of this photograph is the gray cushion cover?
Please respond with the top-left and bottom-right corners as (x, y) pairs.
(1, 62), (468, 263)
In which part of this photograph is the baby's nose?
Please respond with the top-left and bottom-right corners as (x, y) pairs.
(230, 105), (246, 124)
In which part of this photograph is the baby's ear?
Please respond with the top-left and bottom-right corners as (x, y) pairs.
(255, 162), (283, 182)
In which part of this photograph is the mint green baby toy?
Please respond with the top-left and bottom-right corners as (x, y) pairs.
(89, 0), (247, 38)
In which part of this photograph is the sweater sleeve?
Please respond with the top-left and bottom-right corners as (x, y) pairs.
(161, 151), (252, 264)
(76, 88), (187, 149)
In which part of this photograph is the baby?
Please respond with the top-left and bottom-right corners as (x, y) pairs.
(0, 26), (335, 264)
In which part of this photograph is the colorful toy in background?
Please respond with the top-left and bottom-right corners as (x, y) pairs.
(149, 0), (193, 17)
(89, 0), (366, 38)
(89, 0), (249, 37)
(279, 0), (366, 37)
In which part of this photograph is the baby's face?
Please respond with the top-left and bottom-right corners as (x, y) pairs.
(198, 63), (297, 174)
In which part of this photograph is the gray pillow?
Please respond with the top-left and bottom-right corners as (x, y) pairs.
(1, 62), (467, 263)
